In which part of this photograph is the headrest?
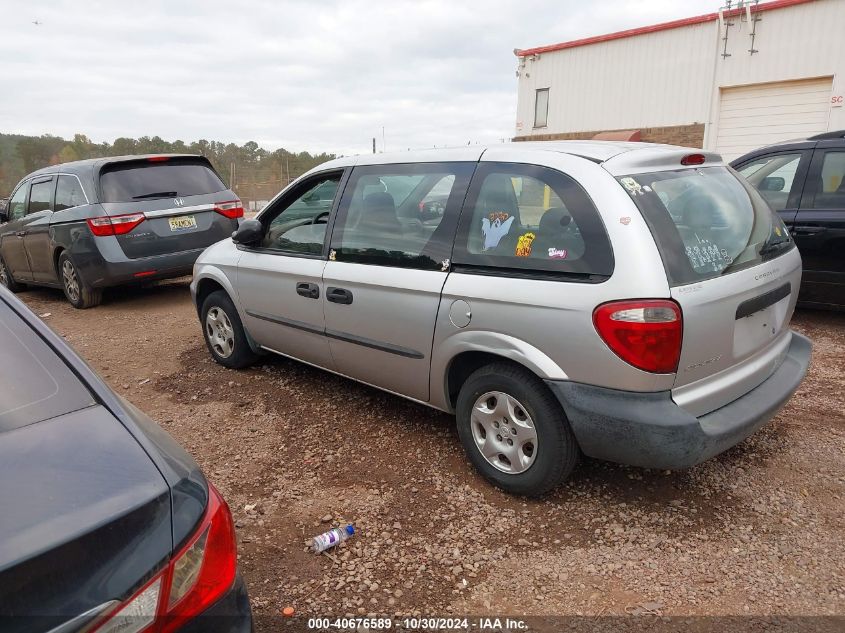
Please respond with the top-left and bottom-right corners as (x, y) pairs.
(538, 207), (572, 234)
(683, 195), (717, 229)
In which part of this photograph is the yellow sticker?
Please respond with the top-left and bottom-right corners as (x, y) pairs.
(775, 226), (782, 237)
(515, 232), (536, 257)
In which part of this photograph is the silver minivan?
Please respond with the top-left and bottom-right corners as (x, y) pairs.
(191, 142), (811, 496)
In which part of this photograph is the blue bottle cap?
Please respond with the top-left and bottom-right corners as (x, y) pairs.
(345, 524), (355, 536)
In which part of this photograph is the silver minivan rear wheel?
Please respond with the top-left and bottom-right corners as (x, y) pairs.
(471, 391), (538, 474)
(456, 362), (579, 497)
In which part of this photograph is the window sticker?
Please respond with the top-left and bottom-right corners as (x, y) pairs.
(620, 177), (644, 196)
(515, 232), (536, 257)
(547, 247), (567, 259)
(685, 235), (732, 272)
(481, 212), (514, 251)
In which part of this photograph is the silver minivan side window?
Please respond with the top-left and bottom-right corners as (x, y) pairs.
(330, 162), (475, 270)
(259, 173), (342, 255)
(452, 162), (614, 279)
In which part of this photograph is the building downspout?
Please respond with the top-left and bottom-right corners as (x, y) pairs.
(702, 14), (724, 150)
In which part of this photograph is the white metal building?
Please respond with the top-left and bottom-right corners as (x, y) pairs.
(513, 0), (845, 160)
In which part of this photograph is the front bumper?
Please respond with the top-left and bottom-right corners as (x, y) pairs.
(546, 331), (812, 469)
(176, 573), (253, 633)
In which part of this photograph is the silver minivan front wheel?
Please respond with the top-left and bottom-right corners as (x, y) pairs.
(205, 306), (235, 359)
(471, 391), (537, 474)
(199, 290), (259, 369)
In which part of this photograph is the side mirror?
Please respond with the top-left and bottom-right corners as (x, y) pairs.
(232, 219), (263, 245)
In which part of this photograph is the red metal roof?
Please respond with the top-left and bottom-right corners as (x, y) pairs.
(515, 0), (817, 57)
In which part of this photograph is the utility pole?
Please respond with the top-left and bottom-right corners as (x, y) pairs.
(372, 137), (376, 154)
(382, 126), (386, 153)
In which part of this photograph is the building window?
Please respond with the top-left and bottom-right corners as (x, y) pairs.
(534, 88), (549, 128)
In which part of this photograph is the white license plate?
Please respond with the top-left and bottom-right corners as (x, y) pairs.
(168, 215), (197, 232)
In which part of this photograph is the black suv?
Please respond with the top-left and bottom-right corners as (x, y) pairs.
(732, 131), (845, 309)
(0, 155), (242, 308)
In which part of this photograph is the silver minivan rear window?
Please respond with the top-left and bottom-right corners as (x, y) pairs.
(618, 166), (794, 286)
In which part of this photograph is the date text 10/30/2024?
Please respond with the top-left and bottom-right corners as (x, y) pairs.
(306, 617), (528, 630)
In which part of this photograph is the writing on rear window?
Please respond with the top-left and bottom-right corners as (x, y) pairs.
(619, 166), (794, 286)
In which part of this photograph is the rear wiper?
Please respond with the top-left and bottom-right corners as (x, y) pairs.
(131, 191), (178, 200)
(759, 240), (790, 257)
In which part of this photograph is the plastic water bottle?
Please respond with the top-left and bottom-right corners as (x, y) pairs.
(312, 524), (355, 553)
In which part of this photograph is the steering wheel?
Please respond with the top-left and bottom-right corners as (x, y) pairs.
(310, 211), (330, 225)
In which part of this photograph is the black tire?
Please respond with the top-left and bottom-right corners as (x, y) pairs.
(0, 253), (26, 293)
(456, 362), (579, 497)
(58, 252), (102, 309)
(200, 290), (259, 369)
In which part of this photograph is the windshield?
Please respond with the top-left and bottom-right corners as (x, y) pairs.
(618, 166), (794, 286)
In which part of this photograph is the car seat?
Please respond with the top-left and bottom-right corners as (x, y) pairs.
(470, 176), (522, 253)
(528, 207), (585, 260)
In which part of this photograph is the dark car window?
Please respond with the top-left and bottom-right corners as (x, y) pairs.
(453, 162), (614, 278)
(810, 151), (845, 209)
(54, 175), (88, 211)
(7, 184), (27, 221)
(620, 166), (794, 286)
(260, 174), (341, 255)
(99, 158), (226, 202)
(0, 300), (96, 433)
(736, 153), (803, 211)
(331, 162), (475, 270)
(27, 178), (54, 214)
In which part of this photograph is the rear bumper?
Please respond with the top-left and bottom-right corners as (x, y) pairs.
(79, 246), (205, 288)
(175, 573), (253, 633)
(546, 331), (812, 469)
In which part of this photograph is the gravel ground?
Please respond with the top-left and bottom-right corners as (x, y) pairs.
(14, 280), (845, 630)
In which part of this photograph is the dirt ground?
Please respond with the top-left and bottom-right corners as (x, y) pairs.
(15, 280), (845, 630)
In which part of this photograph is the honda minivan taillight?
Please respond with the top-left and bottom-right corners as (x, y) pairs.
(213, 200), (244, 220)
(86, 213), (146, 236)
(593, 300), (683, 373)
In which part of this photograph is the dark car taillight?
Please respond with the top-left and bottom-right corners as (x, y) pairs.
(86, 213), (146, 236)
(593, 299), (683, 374)
(90, 482), (237, 633)
(213, 200), (244, 220)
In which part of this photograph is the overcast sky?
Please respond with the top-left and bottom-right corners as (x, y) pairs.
(1, 0), (719, 156)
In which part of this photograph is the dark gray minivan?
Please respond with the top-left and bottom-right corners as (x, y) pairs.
(0, 155), (243, 308)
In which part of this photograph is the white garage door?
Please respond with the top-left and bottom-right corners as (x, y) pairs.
(715, 77), (832, 161)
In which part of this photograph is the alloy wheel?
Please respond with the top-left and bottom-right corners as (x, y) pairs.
(62, 260), (80, 303)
